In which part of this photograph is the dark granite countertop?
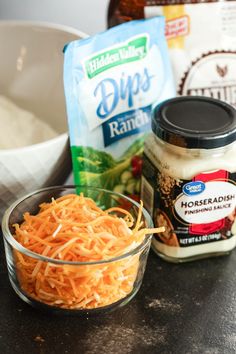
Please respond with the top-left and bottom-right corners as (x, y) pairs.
(1, 234), (236, 354)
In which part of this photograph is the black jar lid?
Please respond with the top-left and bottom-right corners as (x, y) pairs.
(152, 96), (236, 149)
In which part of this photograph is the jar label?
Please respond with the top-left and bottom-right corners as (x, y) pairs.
(141, 154), (236, 248)
(145, 2), (236, 108)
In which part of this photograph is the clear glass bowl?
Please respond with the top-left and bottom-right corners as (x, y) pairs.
(2, 186), (153, 315)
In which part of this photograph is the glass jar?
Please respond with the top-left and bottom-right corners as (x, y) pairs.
(141, 96), (236, 262)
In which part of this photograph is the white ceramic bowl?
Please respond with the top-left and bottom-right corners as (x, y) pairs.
(0, 21), (87, 219)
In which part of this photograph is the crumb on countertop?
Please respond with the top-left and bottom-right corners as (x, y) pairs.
(34, 335), (45, 343)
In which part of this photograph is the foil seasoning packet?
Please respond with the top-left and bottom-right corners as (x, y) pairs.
(63, 17), (175, 201)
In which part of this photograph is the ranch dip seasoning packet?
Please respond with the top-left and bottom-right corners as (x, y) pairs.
(64, 17), (175, 199)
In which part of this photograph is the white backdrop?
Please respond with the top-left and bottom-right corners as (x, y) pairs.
(0, 0), (109, 35)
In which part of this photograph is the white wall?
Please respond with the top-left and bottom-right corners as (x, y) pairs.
(0, 0), (109, 35)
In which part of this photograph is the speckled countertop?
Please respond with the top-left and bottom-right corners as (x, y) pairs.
(1, 235), (236, 354)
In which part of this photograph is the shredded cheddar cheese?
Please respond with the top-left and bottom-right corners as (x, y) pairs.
(13, 194), (164, 310)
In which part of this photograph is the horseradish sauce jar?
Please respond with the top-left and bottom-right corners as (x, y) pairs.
(141, 96), (236, 262)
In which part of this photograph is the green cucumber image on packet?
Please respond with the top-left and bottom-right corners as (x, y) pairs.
(63, 17), (175, 203)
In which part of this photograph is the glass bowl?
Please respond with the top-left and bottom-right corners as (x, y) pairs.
(2, 185), (153, 315)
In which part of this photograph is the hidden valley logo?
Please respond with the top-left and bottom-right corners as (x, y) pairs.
(83, 34), (155, 147)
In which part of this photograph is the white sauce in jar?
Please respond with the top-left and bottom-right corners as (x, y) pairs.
(141, 96), (236, 262)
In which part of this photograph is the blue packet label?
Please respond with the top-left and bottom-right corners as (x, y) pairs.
(64, 17), (175, 198)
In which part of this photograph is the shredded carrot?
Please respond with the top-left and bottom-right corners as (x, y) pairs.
(13, 194), (164, 310)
